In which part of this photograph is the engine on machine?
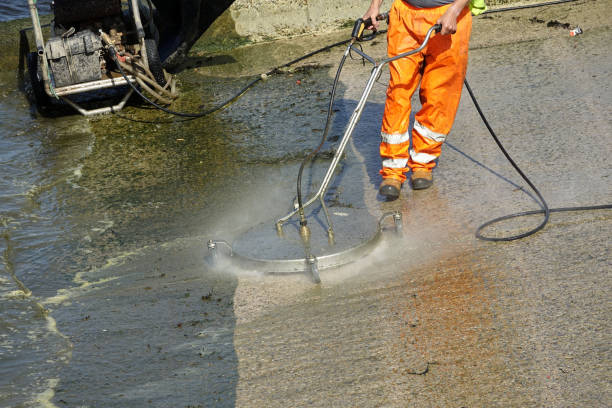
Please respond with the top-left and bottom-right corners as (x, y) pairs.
(22, 0), (234, 116)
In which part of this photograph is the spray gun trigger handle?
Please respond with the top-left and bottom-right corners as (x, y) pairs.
(352, 18), (367, 40)
(352, 13), (389, 41)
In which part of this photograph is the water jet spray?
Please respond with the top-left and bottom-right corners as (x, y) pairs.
(205, 19), (441, 283)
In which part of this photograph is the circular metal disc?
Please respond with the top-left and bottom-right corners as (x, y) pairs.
(228, 207), (382, 273)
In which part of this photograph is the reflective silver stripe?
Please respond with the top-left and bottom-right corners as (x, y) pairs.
(409, 149), (437, 164)
(382, 158), (408, 168)
(381, 131), (410, 145)
(414, 120), (446, 143)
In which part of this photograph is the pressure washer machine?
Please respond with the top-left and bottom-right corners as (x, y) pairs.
(21, 0), (177, 115)
(21, 0), (235, 116)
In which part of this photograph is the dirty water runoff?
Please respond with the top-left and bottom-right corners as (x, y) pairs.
(1, 1), (611, 407)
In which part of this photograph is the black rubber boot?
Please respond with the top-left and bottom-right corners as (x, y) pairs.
(379, 178), (402, 200)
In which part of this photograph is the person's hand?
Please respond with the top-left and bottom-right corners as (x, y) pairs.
(436, 6), (460, 35)
(362, 5), (380, 30)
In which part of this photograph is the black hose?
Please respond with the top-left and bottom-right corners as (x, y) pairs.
(296, 47), (349, 220)
(111, 38), (355, 121)
(291, 3), (609, 240)
(110, 46), (259, 118)
(464, 79), (612, 241)
(293, 29), (389, 222)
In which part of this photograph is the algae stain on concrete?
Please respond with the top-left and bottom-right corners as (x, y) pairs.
(191, 9), (251, 55)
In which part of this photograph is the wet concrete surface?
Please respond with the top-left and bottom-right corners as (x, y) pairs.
(1, 0), (611, 406)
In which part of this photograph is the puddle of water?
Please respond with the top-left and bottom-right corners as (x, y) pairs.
(0, 46), (344, 405)
(0, 0), (52, 23)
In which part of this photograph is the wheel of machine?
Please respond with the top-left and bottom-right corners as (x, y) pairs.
(144, 38), (167, 86)
(26, 52), (50, 110)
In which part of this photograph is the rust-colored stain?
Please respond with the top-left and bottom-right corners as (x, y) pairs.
(389, 249), (511, 405)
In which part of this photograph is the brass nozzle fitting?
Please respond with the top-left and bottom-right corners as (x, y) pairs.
(327, 228), (335, 246)
(300, 224), (311, 243)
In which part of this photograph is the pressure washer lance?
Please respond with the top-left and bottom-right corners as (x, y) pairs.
(291, 19), (440, 252)
(296, 12), (390, 245)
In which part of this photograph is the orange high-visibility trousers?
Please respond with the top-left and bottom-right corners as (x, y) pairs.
(380, 0), (472, 182)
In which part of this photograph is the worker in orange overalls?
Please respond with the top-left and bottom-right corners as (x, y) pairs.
(364, 0), (472, 199)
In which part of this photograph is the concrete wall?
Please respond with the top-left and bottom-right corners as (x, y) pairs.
(224, 0), (524, 41)
(229, 0), (395, 41)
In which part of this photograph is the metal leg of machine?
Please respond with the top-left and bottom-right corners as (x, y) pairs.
(60, 89), (134, 116)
